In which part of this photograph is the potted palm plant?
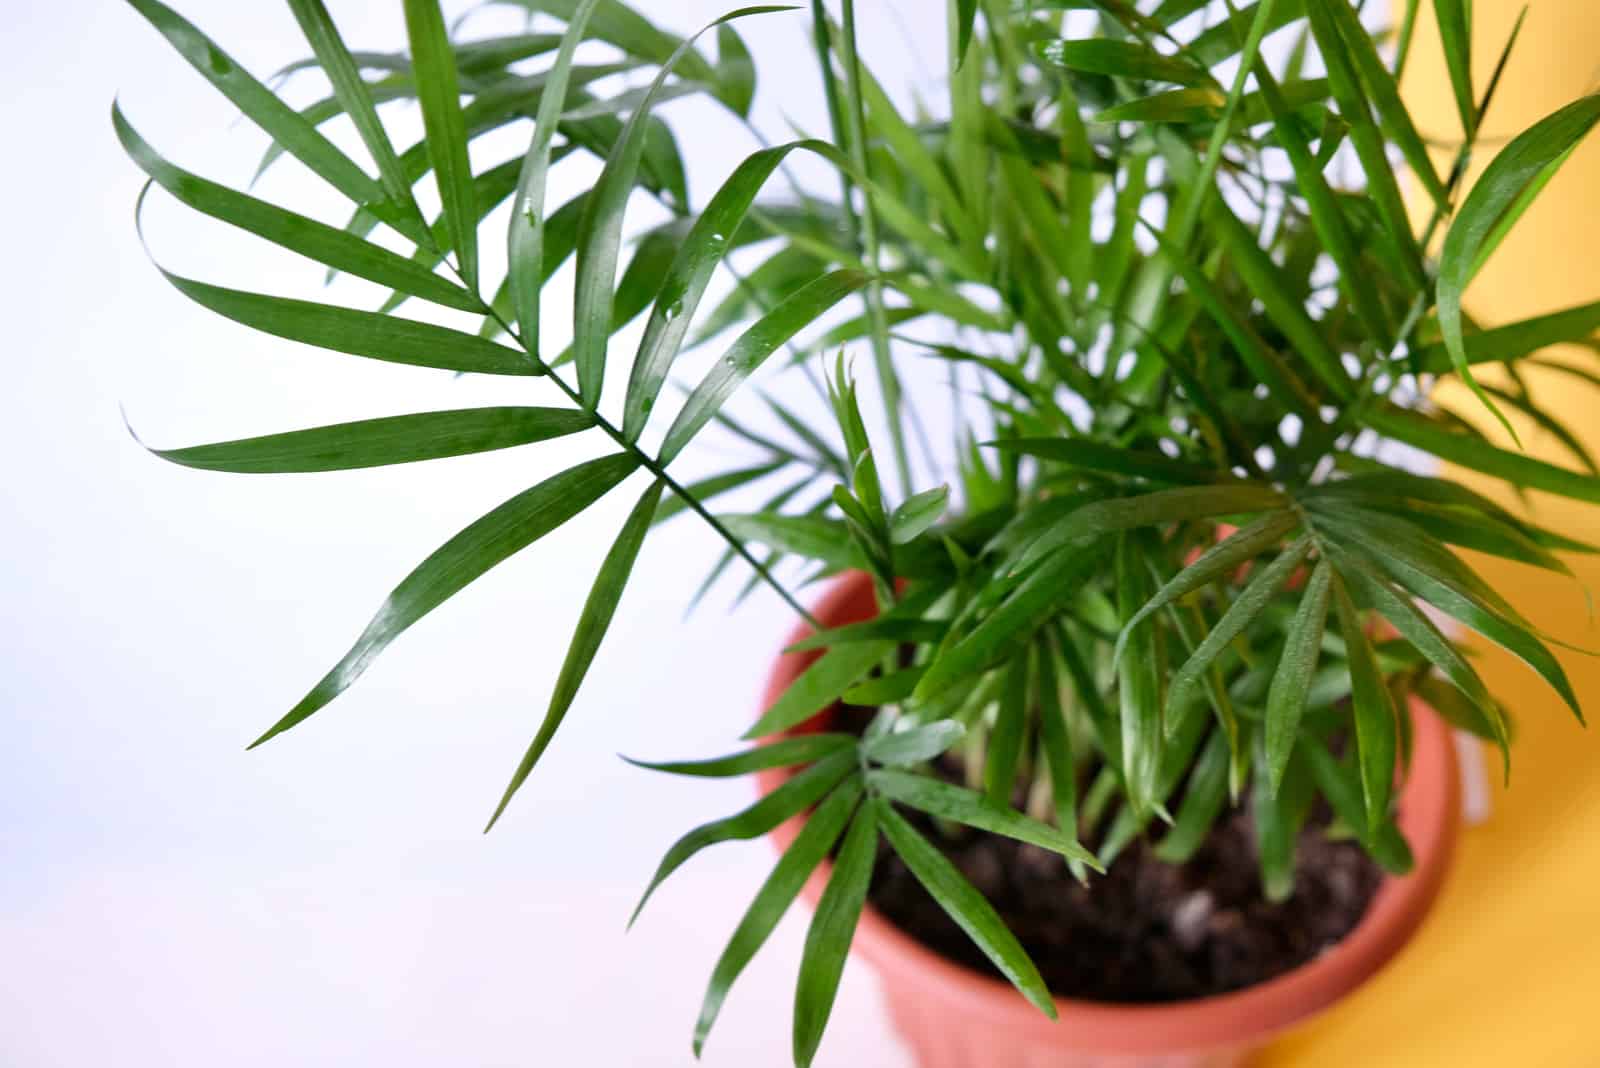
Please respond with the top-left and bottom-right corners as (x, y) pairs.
(119, 0), (1600, 1064)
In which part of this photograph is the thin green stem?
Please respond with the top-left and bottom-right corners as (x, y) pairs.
(838, 0), (913, 499)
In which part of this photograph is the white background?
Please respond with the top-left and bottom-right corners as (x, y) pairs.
(0, 1), (975, 1064)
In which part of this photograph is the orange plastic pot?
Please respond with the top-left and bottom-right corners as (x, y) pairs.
(757, 572), (1461, 1068)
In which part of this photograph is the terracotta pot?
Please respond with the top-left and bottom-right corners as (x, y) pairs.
(756, 572), (1461, 1068)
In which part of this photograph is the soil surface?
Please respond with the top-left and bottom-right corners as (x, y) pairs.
(865, 751), (1383, 1003)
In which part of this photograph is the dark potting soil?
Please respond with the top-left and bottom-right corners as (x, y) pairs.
(864, 750), (1383, 1003)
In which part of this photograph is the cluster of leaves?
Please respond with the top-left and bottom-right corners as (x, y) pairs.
(122, 0), (1600, 1063)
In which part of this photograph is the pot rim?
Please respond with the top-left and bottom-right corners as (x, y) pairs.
(755, 571), (1461, 1057)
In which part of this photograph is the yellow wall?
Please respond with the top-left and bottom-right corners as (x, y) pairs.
(1263, 3), (1600, 1064)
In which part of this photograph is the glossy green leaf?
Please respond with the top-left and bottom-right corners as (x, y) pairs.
(1367, 408), (1600, 505)
(696, 778), (861, 1056)
(286, 0), (426, 235)
(889, 487), (949, 545)
(870, 769), (1098, 867)
(747, 640), (893, 739)
(1115, 535), (1162, 818)
(116, 106), (476, 313)
(507, 0), (602, 351)
(1096, 87), (1226, 124)
(876, 801), (1058, 1017)
(143, 406), (590, 474)
(1303, 737), (1414, 874)
(1264, 558), (1332, 795)
(1036, 38), (1214, 89)
(1437, 95), (1600, 422)
(1113, 511), (1298, 665)
(1319, 0), (1447, 207)
(653, 461), (785, 526)
(487, 479), (665, 828)
(1331, 574), (1397, 831)
(1433, 0), (1476, 138)
(623, 140), (831, 441)
(864, 720), (965, 767)
(660, 270), (869, 464)
(1167, 535), (1313, 717)
(624, 733), (855, 778)
(126, 0), (429, 246)
(916, 540), (1112, 700)
(793, 799), (877, 1068)
(402, 0), (479, 287)
(630, 749), (856, 925)
(249, 453), (637, 748)
(149, 267), (532, 377)
(571, 6), (792, 406)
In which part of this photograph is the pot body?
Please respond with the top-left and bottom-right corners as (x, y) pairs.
(758, 572), (1461, 1068)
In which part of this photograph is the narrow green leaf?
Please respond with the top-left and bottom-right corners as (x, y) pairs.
(696, 778), (862, 1057)
(864, 720), (964, 767)
(916, 541), (1112, 700)
(623, 140), (831, 441)
(630, 749), (856, 925)
(1114, 511), (1298, 666)
(1012, 483), (1286, 575)
(249, 453), (637, 748)
(1116, 536), (1162, 818)
(148, 266), (532, 377)
(487, 479), (665, 828)
(1253, 739), (1313, 903)
(1096, 87), (1226, 124)
(1437, 95), (1600, 424)
(876, 801), (1058, 1017)
(1036, 38), (1215, 89)
(116, 106), (476, 312)
(1433, 0), (1476, 139)
(1033, 633), (1077, 834)
(1316, 509), (1584, 725)
(719, 514), (860, 571)
(1327, 546), (1507, 759)
(660, 269), (869, 464)
(1303, 737), (1414, 874)
(954, 0), (978, 66)
(793, 799), (877, 1068)
(1331, 574), (1398, 831)
(507, 0), (602, 352)
(1304, 0), (1427, 291)
(402, 0), (479, 287)
(286, 0), (427, 235)
(1319, 0), (1447, 208)
(985, 651), (1031, 806)
(747, 640), (893, 739)
(125, 0), (429, 246)
(1367, 407), (1600, 505)
(1168, 535), (1312, 715)
(625, 734), (855, 778)
(715, 22), (757, 117)
(1152, 728), (1230, 863)
(1248, 59), (1391, 345)
(572, 6), (792, 406)
(142, 406), (590, 474)
(1264, 558), (1332, 795)
(871, 769), (1099, 867)
(889, 487), (948, 545)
